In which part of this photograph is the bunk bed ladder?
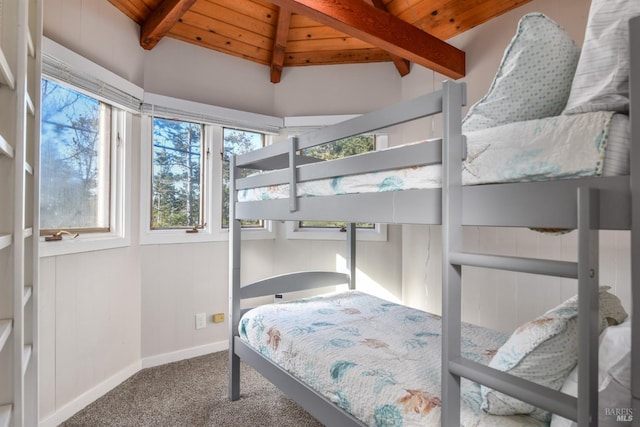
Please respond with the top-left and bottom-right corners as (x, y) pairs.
(442, 80), (600, 425)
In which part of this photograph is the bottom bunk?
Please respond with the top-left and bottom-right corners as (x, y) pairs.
(232, 289), (631, 427)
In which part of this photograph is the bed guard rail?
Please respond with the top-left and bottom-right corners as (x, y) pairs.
(239, 271), (350, 300)
(233, 81), (467, 213)
(235, 84), (466, 170)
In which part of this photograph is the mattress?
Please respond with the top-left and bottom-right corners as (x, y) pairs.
(238, 111), (629, 202)
(239, 291), (548, 427)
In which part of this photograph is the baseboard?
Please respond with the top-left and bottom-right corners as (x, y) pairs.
(141, 340), (228, 369)
(39, 360), (141, 427)
(38, 340), (229, 427)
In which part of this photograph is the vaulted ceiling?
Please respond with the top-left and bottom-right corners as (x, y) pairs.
(107, 0), (530, 83)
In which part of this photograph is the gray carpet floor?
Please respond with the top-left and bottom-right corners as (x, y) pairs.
(61, 351), (324, 427)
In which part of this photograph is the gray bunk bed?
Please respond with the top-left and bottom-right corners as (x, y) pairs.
(228, 17), (639, 427)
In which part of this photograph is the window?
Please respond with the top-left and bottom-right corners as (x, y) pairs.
(299, 134), (376, 230)
(151, 118), (204, 229)
(285, 130), (388, 241)
(139, 102), (276, 244)
(222, 128), (265, 229)
(40, 78), (112, 233)
(40, 39), (141, 256)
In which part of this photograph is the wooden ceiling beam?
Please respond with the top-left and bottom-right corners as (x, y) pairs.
(370, 0), (410, 77)
(140, 0), (198, 50)
(266, 0), (465, 79)
(270, 7), (292, 83)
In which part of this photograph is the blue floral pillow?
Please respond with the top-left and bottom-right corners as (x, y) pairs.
(481, 287), (627, 422)
(462, 13), (580, 133)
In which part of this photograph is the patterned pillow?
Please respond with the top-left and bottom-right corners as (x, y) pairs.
(563, 0), (640, 114)
(600, 288), (628, 325)
(462, 13), (580, 132)
(481, 287), (627, 422)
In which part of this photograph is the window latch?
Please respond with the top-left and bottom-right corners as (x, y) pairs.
(186, 223), (206, 234)
(45, 230), (80, 241)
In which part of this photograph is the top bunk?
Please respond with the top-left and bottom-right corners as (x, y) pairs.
(230, 15), (639, 231)
(230, 82), (632, 229)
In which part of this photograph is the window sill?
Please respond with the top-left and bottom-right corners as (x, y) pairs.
(40, 232), (131, 257)
(285, 223), (388, 241)
(140, 226), (275, 245)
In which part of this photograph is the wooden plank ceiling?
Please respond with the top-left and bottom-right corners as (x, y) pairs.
(107, 0), (530, 83)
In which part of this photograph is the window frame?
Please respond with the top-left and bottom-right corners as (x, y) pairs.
(283, 116), (388, 241)
(140, 114), (275, 245)
(221, 127), (270, 230)
(40, 83), (113, 235)
(39, 38), (140, 257)
(150, 117), (206, 231)
(40, 104), (131, 257)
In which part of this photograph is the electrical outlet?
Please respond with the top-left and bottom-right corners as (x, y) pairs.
(195, 313), (206, 329)
(213, 313), (224, 323)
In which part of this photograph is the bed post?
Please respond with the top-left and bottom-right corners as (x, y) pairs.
(629, 15), (640, 427)
(289, 136), (299, 213)
(576, 188), (600, 426)
(346, 223), (356, 290)
(441, 80), (465, 427)
(229, 154), (242, 401)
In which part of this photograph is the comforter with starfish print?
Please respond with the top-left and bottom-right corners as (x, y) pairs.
(239, 290), (547, 427)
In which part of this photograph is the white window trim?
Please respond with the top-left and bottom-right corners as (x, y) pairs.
(285, 116), (388, 242)
(40, 109), (131, 257)
(43, 37), (144, 112)
(141, 92), (283, 134)
(139, 108), (275, 245)
(40, 40), (139, 257)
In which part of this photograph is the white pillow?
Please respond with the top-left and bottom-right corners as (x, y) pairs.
(482, 287), (627, 422)
(563, 0), (640, 114)
(462, 13), (579, 132)
(550, 319), (632, 427)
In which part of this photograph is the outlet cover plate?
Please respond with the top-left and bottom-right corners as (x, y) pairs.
(195, 313), (206, 329)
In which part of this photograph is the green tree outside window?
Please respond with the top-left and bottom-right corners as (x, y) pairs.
(151, 118), (203, 229)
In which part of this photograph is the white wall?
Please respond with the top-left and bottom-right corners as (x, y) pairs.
(273, 62), (402, 117)
(142, 37), (276, 116)
(39, 247), (142, 417)
(40, 0), (634, 424)
(43, 0), (145, 87)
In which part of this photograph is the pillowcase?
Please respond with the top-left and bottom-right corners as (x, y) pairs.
(481, 287), (627, 422)
(563, 0), (640, 114)
(550, 318), (632, 427)
(600, 288), (628, 325)
(462, 13), (580, 133)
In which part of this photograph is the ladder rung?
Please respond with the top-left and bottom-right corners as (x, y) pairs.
(448, 357), (577, 421)
(449, 252), (578, 278)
